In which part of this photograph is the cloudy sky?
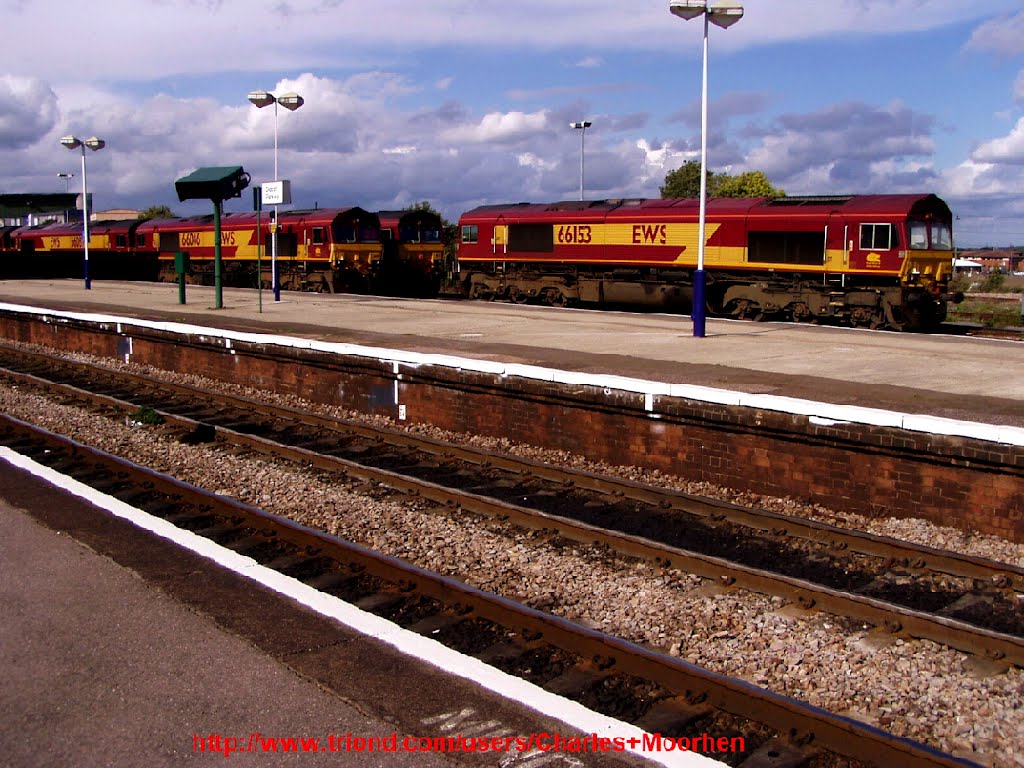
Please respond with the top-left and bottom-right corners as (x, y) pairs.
(3, 0), (1024, 246)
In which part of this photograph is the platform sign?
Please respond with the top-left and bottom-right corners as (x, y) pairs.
(262, 180), (292, 206)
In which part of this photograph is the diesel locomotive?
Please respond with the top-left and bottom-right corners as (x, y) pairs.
(452, 194), (959, 330)
(1, 206), (445, 295)
(1, 192), (959, 330)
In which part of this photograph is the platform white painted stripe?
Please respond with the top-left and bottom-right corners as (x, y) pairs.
(2, 301), (1021, 446)
(1, 447), (719, 768)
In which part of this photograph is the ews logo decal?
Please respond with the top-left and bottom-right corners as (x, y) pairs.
(632, 224), (667, 245)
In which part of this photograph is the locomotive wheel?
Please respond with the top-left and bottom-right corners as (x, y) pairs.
(507, 286), (529, 304)
(470, 283), (493, 301)
(789, 302), (812, 322)
(542, 287), (566, 307)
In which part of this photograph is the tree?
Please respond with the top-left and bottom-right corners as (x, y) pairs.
(138, 205), (176, 220)
(714, 171), (784, 199)
(660, 163), (784, 199)
(660, 161), (722, 199)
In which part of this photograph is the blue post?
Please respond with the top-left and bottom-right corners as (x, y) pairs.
(692, 269), (706, 338)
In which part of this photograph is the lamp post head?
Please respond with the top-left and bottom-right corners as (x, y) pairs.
(708, 1), (743, 28)
(247, 90), (276, 109)
(277, 92), (304, 111)
(570, 121), (592, 130)
(60, 135), (83, 150)
(669, 0), (743, 27)
(84, 136), (105, 151)
(669, 0), (707, 21)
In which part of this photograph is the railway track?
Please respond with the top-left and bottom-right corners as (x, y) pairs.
(0, 415), (980, 768)
(1, 342), (1022, 671)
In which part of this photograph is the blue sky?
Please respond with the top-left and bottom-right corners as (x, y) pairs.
(3, 1), (1024, 246)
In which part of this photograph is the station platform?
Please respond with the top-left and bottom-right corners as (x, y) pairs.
(0, 279), (1020, 428)
(0, 456), (660, 768)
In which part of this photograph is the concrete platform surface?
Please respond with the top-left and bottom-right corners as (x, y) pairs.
(0, 459), (661, 768)
(0, 279), (1020, 426)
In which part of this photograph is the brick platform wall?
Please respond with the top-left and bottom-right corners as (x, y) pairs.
(2, 311), (1021, 542)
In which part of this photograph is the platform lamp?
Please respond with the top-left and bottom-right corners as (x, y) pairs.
(570, 120), (591, 201)
(57, 172), (74, 193)
(174, 166), (251, 310)
(669, 0), (743, 338)
(60, 135), (105, 290)
(247, 90), (304, 302)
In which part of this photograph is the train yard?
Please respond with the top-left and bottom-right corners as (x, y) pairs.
(0, 281), (1022, 767)
(1, 337), (1022, 767)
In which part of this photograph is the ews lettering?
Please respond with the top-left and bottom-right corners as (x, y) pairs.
(632, 224), (667, 245)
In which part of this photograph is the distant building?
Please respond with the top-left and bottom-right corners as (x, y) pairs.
(953, 258), (983, 274)
(956, 248), (1024, 274)
(0, 193), (85, 226)
(92, 208), (143, 221)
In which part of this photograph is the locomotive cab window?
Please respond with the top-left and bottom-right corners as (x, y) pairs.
(311, 227), (326, 245)
(930, 222), (952, 250)
(909, 222), (928, 249)
(462, 224), (478, 244)
(115, 234), (127, 247)
(860, 223), (897, 250)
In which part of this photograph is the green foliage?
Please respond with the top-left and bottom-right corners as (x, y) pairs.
(138, 205), (176, 220)
(660, 162), (784, 199)
(714, 171), (784, 199)
(406, 200), (442, 215)
(948, 273), (971, 294)
(979, 271), (1006, 293)
(660, 161), (720, 198)
(130, 406), (164, 426)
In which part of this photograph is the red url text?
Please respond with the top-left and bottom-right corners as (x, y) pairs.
(193, 731), (746, 757)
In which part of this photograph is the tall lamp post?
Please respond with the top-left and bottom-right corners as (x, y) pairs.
(669, 0), (743, 338)
(247, 90), (304, 302)
(60, 135), (105, 290)
(570, 120), (591, 201)
(57, 172), (74, 192)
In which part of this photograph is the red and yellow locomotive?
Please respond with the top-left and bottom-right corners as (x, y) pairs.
(0, 206), (445, 295)
(453, 194), (959, 330)
(135, 207), (382, 292)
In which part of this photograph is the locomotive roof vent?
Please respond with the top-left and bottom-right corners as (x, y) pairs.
(765, 195), (853, 207)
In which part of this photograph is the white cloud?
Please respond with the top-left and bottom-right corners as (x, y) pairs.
(4, 1), (1021, 84)
(441, 110), (550, 144)
(0, 76), (58, 148)
(964, 10), (1024, 57)
(972, 117), (1024, 165)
